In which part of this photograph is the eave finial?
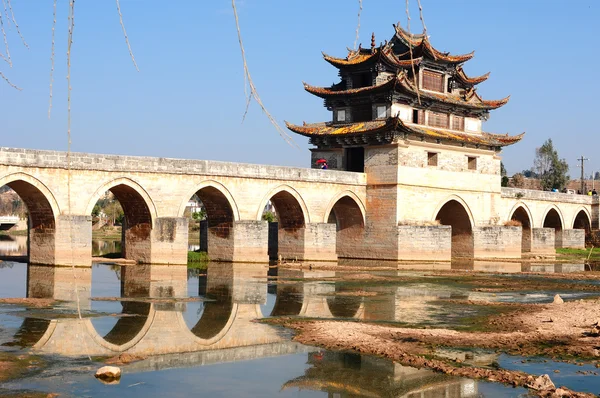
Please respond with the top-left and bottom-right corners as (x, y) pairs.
(371, 32), (376, 51)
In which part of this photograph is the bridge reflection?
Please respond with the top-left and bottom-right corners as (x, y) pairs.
(3, 262), (510, 394)
(283, 351), (480, 398)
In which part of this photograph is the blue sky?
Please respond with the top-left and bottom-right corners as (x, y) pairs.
(1, 0), (599, 177)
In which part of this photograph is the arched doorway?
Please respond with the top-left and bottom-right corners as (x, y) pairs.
(435, 200), (473, 258)
(543, 208), (562, 248)
(1, 180), (56, 264)
(327, 196), (365, 258)
(264, 190), (306, 260)
(510, 206), (532, 253)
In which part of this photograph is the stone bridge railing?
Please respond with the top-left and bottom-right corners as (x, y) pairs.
(501, 187), (597, 205)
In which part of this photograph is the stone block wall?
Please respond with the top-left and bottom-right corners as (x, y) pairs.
(397, 225), (451, 261)
(54, 215), (92, 267)
(560, 229), (585, 249)
(150, 217), (188, 265)
(472, 226), (522, 259)
(531, 228), (555, 255)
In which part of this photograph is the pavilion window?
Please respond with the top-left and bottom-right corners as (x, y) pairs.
(427, 111), (449, 129)
(427, 152), (438, 167)
(337, 109), (347, 122)
(452, 115), (465, 131)
(468, 156), (477, 170)
(413, 109), (425, 124)
(422, 70), (444, 93)
(354, 72), (372, 88)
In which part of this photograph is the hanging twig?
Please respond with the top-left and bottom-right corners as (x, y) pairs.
(405, 0), (421, 105)
(231, 0), (297, 148)
(115, 0), (139, 71)
(6, 0), (27, 48)
(416, 0), (428, 36)
(353, 0), (363, 51)
(0, 12), (11, 67)
(48, 0), (57, 118)
(0, 69), (19, 89)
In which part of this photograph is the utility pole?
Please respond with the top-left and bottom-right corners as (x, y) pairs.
(578, 156), (589, 194)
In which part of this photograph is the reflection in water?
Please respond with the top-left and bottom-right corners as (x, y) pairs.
(92, 239), (122, 257)
(0, 234), (27, 256)
(0, 260), (594, 396)
(283, 351), (485, 397)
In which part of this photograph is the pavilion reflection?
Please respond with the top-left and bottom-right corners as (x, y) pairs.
(283, 351), (481, 397)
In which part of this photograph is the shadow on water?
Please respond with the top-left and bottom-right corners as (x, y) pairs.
(0, 259), (597, 396)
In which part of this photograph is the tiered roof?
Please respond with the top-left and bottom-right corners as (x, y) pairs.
(286, 23), (523, 150)
(303, 72), (509, 111)
(286, 117), (524, 149)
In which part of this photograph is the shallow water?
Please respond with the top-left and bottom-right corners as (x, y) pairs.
(0, 258), (598, 396)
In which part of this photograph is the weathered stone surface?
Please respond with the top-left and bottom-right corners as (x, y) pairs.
(553, 294), (564, 304)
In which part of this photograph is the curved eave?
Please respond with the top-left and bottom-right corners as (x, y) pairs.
(393, 25), (474, 64)
(399, 119), (524, 147)
(381, 49), (423, 68)
(455, 67), (490, 86)
(285, 118), (399, 138)
(322, 51), (377, 68)
(303, 78), (396, 99)
(397, 76), (509, 110)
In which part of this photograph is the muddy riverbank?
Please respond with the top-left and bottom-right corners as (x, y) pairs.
(267, 297), (600, 397)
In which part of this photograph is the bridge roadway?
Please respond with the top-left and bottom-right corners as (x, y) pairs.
(0, 147), (596, 265)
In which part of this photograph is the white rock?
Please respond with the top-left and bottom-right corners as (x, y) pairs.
(526, 374), (555, 391)
(95, 366), (121, 380)
(552, 294), (564, 304)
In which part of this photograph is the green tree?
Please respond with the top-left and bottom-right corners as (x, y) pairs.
(533, 139), (569, 191)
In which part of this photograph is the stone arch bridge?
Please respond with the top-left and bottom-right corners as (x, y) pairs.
(0, 147), (595, 265)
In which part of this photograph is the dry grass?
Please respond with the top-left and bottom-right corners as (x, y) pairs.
(504, 219), (522, 227)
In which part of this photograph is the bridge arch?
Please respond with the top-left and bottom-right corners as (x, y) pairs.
(542, 206), (564, 248)
(572, 207), (592, 232)
(0, 173), (61, 264)
(256, 185), (310, 225)
(177, 180), (240, 221)
(0, 172), (61, 218)
(324, 191), (366, 258)
(508, 202), (533, 253)
(86, 178), (156, 262)
(433, 196), (474, 258)
(542, 206), (564, 230)
(85, 177), (157, 219)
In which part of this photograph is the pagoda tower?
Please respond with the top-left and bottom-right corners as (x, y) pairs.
(286, 25), (525, 261)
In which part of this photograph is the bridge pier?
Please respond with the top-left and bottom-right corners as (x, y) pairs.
(279, 223), (337, 262)
(472, 226), (522, 259)
(208, 221), (269, 263)
(530, 228), (555, 256)
(557, 229), (585, 249)
(53, 215), (93, 267)
(149, 217), (189, 265)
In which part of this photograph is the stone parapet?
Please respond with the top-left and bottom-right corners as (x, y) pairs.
(501, 187), (594, 205)
(473, 226), (522, 259)
(0, 147), (365, 186)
